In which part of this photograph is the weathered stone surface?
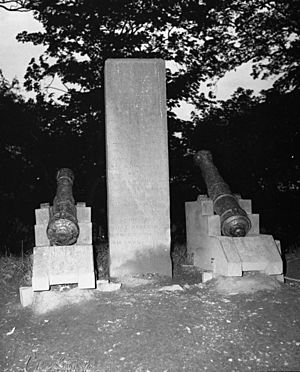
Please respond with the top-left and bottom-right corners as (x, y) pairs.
(34, 224), (50, 247)
(77, 222), (92, 245)
(192, 235), (283, 277)
(105, 59), (171, 277)
(186, 194), (282, 277)
(76, 204), (91, 223)
(96, 281), (122, 292)
(32, 245), (95, 291)
(35, 207), (50, 225)
(32, 247), (50, 291)
(19, 286), (34, 307)
(213, 237), (243, 276)
(238, 199), (252, 214)
(234, 235), (283, 275)
(247, 214), (260, 235)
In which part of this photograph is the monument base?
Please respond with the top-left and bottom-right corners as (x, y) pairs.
(192, 234), (283, 277)
(185, 195), (283, 279)
(110, 243), (172, 278)
(32, 245), (95, 291)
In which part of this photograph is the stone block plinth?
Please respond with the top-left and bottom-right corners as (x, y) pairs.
(32, 202), (95, 291)
(32, 245), (95, 291)
(185, 194), (283, 278)
(19, 286), (34, 307)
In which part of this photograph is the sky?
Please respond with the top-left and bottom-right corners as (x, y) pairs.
(0, 10), (277, 118)
(0, 10), (44, 94)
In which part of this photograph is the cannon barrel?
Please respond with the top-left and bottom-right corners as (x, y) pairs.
(194, 150), (251, 237)
(47, 168), (79, 245)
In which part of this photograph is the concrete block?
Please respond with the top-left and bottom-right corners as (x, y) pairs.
(193, 235), (283, 277)
(96, 281), (121, 292)
(19, 286), (33, 307)
(186, 201), (217, 255)
(185, 201), (202, 255)
(48, 245), (78, 284)
(247, 214), (260, 235)
(35, 208), (50, 225)
(105, 59), (171, 277)
(78, 245), (95, 288)
(40, 203), (50, 209)
(202, 271), (213, 283)
(34, 224), (49, 247)
(193, 236), (218, 272)
(77, 222), (92, 245)
(199, 199), (214, 216)
(238, 199), (252, 214)
(193, 236), (243, 276)
(32, 246), (50, 291)
(76, 205), (91, 223)
(208, 215), (221, 236)
(78, 272), (96, 289)
(211, 237), (242, 276)
(233, 235), (283, 275)
(32, 245), (95, 291)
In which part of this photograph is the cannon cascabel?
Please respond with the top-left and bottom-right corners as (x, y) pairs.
(194, 150), (251, 237)
(47, 168), (79, 246)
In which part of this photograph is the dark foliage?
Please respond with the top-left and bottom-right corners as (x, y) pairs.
(0, 0), (299, 252)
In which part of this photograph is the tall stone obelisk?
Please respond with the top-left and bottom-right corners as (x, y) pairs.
(105, 59), (171, 277)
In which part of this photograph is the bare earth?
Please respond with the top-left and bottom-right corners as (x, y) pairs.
(1, 260), (300, 372)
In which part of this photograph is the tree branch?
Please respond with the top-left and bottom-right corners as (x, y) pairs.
(44, 76), (70, 95)
(0, 1), (29, 12)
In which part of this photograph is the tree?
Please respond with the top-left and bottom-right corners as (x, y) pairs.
(0, 71), (37, 252)
(0, 0), (29, 12)
(0, 0), (299, 247)
(13, 0), (298, 99)
(11, 0), (298, 205)
(0, 70), (109, 253)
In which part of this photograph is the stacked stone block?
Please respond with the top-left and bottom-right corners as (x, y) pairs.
(185, 195), (283, 278)
(32, 202), (95, 291)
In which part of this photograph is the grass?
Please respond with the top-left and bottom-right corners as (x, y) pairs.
(94, 241), (110, 278)
(0, 240), (111, 289)
(0, 253), (32, 288)
(0, 239), (187, 288)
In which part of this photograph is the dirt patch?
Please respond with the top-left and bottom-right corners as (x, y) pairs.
(214, 272), (282, 295)
(1, 259), (300, 371)
(117, 274), (157, 288)
(32, 287), (95, 315)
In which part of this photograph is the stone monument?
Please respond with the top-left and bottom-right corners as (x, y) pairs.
(105, 59), (172, 277)
(32, 168), (95, 291)
(185, 150), (283, 278)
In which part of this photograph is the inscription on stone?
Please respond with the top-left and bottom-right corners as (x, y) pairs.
(105, 59), (171, 277)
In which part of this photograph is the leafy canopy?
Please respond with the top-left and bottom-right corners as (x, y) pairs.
(0, 0), (299, 249)
(12, 0), (299, 108)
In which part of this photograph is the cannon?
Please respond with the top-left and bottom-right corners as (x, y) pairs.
(194, 150), (251, 237)
(47, 168), (79, 246)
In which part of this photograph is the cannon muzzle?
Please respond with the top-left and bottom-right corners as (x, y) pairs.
(47, 168), (79, 245)
(194, 150), (251, 237)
